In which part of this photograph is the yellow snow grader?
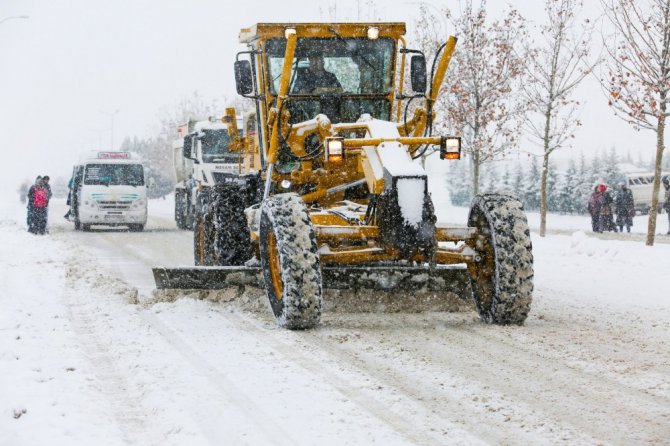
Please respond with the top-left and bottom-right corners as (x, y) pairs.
(153, 22), (533, 329)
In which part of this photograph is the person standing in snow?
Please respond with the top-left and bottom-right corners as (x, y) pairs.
(41, 175), (53, 232)
(587, 185), (603, 232)
(26, 175), (41, 230)
(663, 176), (670, 235)
(599, 185), (617, 233)
(64, 176), (74, 219)
(27, 177), (49, 234)
(614, 180), (635, 233)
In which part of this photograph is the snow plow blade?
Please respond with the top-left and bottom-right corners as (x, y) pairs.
(153, 265), (470, 292)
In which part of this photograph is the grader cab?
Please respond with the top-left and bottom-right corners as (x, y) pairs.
(153, 23), (533, 329)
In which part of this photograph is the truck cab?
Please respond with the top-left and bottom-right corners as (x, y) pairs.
(173, 115), (246, 230)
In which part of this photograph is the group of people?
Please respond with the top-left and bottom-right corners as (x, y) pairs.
(589, 177), (670, 235)
(588, 181), (635, 233)
(26, 175), (52, 234)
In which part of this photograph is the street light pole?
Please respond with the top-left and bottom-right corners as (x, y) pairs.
(99, 109), (120, 150)
(0, 15), (30, 26)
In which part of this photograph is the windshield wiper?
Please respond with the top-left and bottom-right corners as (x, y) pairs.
(328, 27), (377, 73)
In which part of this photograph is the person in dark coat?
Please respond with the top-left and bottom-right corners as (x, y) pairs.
(293, 55), (342, 94)
(41, 175), (52, 231)
(27, 178), (49, 234)
(614, 180), (635, 233)
(587, 185), (603, 232)
(599, 185), (617, 233)
(64, 176), (74, 219)
(292, 55), (343, 121)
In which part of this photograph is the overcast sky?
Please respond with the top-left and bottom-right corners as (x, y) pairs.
(0, 0), (661, 194)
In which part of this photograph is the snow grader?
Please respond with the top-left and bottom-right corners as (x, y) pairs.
(153, 22), (534, 329)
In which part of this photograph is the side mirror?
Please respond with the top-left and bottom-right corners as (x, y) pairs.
(410, 55), (427, 94)
(183, 134), (194, 159)
(234, 60), (254, 96)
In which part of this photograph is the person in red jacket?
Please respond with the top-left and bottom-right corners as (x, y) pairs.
(27, 178), (49, 234)
(26, 176), (41, 229)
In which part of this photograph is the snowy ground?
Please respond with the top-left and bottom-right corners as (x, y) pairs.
(1, 189), (668, 445)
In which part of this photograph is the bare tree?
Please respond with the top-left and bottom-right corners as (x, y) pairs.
(418, 0), (529, 194)
(524, 0), (595, 237)
(601, 0), (670, 245)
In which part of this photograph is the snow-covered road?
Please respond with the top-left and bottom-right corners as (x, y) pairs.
(1, 196), (668, 445)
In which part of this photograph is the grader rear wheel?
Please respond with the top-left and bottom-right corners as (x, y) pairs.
(193, 194), (216, 266)
(467, 193), (533, 325)
(259, 193), (322, 330)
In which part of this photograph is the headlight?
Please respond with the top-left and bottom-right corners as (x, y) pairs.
(280, 179), (292, 190)
(325, 137), (344, 163)
(440, 136), (461, 160)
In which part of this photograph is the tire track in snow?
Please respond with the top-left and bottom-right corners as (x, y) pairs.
(64, 234), (297, 445)
(63, 291), (150, 445)
(415, 322), (670, 444)
(138, 311), (298, 446)
(465, 317), (670, 401)
(239, 312), (598, 445)
(222, 310), (494, 445)
(65, 225), (298, 445)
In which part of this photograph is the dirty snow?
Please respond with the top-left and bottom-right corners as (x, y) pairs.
(1, 187), (669, 445)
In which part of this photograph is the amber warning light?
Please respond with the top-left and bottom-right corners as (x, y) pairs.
(440, 136), (461, 160)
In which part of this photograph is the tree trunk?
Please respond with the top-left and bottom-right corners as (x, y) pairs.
(539, 107), (552, 237)
(540, 155), (549, 237)
(473, 157), (480, 196)
(645, 113), (666, 246)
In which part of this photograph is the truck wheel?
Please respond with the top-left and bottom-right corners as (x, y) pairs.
(175, 190), (186, 229)
(193, 210), (202, 265)
(213, 184), (251, 266)
(129, 224), (144, 232)
(467, 193), (533, 325)
(259, 193), (322, 329)
(193, 194), (216, 266)
(74, 219), (81, 231)
(82, 224), (91, 232)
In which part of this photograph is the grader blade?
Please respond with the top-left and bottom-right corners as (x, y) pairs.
(153, 266), (263, 289)
(153, 265), (470, 292)
(322, 265), (470, 292)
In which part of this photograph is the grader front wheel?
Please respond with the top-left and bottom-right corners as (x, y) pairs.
(259, 193), (322, 330)
(467, 193), (534, 325)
